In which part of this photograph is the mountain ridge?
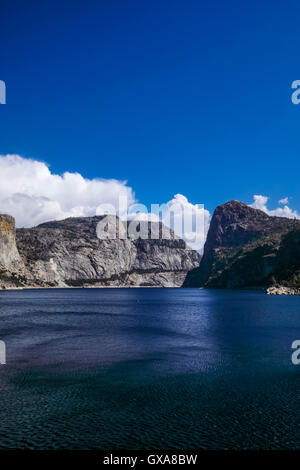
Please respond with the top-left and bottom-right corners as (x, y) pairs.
(183, 200), (300, 291)
(2, 200), (300, 292)
(0, 214), (200, 289)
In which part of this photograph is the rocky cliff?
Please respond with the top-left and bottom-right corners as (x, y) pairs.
(183, 200), (300, 290)
(0, 214), (200, 289)
(0, 215), (25, 287)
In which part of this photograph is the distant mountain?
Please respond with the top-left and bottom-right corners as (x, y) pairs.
(183, 200), (300, 291)
(0, 215), (200, 289)
(2, 201), (300, 292)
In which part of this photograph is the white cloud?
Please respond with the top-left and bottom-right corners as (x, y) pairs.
(0, 154), (136, 227)
(278, 197), (289, 205)
(125, 212), (160, 222)
(162, 194), (210, 252)
(125, 193), (211, 252)
(0, 154), (211, 251)
(250, 195), (300, 219)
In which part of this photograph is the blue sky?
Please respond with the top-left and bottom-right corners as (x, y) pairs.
(0, 0), (300, 216)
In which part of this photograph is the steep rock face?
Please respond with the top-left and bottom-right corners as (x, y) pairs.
(14, 215), (200, 288)
(183, 200), (300, 289)
(0, 215), (25, 288)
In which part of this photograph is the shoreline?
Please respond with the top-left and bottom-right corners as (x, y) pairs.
(1, 284), (299, 295)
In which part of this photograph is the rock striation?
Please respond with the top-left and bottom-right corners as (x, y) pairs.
(0, 214), (200, 289)
(183, 200), (300, 292)
(0, 215), (25, 287)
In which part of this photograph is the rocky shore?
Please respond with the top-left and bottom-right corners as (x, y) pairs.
(266, 286), (300, 295)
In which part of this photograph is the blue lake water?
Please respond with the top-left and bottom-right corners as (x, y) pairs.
(0, 288), (299, 449)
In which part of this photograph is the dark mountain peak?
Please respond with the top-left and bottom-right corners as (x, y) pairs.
(184, 200), (300, 288)
(209, 201), (267, 248)
(220, 199), (253, 209)
(217, 199), (271, 221)
(207, 200), (297, 251)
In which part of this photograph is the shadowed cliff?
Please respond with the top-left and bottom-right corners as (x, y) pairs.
(183, 200), (300, 289)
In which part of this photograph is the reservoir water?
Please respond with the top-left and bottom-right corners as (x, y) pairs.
(0, 288), (299, 449)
